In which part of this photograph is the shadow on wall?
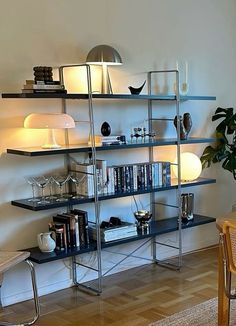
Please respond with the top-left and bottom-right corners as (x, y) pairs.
(0, 202), (53, 251)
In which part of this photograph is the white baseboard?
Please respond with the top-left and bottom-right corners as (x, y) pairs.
(2, 278), (73, 307)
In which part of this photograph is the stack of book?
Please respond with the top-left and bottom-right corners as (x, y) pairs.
(101, 135), (126, 145)
(89, 222), (137, 242)
(49, 209), (89, 251)
(22, 80), (67, 94)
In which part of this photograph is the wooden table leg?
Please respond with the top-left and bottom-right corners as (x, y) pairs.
(218, 239), (230, 326)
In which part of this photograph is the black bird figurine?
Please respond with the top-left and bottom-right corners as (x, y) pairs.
(128, 80), (146, 95)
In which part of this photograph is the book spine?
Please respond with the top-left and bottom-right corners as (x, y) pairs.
(133, 165), (138, 191)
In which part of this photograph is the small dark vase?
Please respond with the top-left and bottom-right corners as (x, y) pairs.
(101, 121), (111, 136)
(183, 113), (192, 137)
(174, 115), (187, 140)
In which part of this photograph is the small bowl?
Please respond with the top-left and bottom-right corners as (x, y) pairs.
(134, 210), (152, 228)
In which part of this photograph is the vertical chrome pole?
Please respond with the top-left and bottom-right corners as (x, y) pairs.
(175, 70), (182, 268)
(148, 72), (157, 263)
(86, 65), (102, 293)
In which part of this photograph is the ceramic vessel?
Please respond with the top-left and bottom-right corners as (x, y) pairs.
(37, 232), (56, 253)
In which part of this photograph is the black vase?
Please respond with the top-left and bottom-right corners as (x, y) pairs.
(101, 121), (111, 136)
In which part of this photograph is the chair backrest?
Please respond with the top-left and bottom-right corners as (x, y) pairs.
(223, 220), (236, 274)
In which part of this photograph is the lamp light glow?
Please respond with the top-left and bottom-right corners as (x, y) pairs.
(86, 44), (122, 94)
(24, 113), (75, 149)
(173, 152), (202, 181)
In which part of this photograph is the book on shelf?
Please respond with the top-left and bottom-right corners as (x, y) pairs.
(71, 209), (90, 247)
(51, 209), (90, 250)
(89, 222), (137, 242)
(25, 79), (62, 85)
(22, 89), (67, 94)
(71, 160), (107, 196)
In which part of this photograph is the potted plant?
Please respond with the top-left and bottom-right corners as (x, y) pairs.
(201, 107), (236, 179)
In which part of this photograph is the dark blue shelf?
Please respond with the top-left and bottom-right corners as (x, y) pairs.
(2, 93), (216, 101)
(6, 137), (215, 157)
(11, 177), (216, 211)
(25, 214), (216, 264)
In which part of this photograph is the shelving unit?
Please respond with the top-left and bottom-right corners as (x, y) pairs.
(2, 65), (217, 294)
(27, 214), (215, 264)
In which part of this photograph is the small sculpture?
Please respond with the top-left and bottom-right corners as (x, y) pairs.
(101, 121), (111, 136)
(128, 81), (146, 95)
(183, 112), (192, 136)
(174, 113), (192, 140)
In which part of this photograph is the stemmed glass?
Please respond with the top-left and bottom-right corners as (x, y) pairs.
(34, 176), (50, 204)
(27, 177), (39, 202)
(45, 176), (58, 201)
(53, 174), (71, 202)
(70, 173), (86, 199)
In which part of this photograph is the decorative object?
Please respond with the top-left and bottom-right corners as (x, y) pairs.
(130, 126), (156, 142)
(86, 44), (122, 94)
(101, 121), (111, 136)
(181, 193), (194, 222)
(173, 152), (202, 181)
(37, 232), (56, 253)
(24, 113), (75, 149)
(33, 66), (53, 83)
(128, 80), (146, 95)
(173, 113), (192, 140)
(183, 112), (192, 136)
(201, 107), (236, 180)
(134, 210), (152, 228)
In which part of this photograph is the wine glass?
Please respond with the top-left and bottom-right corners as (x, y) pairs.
(53, 174), (71, 202)
(70, 173), (86, 199)
(26, 177), (39, 202)
(34, 176), (50, 205)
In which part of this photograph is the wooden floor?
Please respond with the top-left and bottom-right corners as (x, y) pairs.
(0, 247), (220, 326)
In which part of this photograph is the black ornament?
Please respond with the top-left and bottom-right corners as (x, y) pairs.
(101, 121), (111, 136)
(128, 80), (146, 95)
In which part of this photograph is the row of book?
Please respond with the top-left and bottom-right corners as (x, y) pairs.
(49, 209), (89, 251)
(22, 80), (67, 94)
(71, 160), (171, 197)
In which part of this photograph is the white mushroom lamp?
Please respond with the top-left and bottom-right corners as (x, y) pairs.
(24, 113), (75, 149)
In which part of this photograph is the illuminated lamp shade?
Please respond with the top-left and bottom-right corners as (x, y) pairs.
(24, 113), (75, 149)
(173, 152), (202, 181)
(86, 44), (122, 94)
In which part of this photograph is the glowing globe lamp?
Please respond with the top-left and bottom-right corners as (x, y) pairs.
(173, 152), (202, 181)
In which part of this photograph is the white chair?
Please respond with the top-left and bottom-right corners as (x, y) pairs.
(0, 251), (40, 326)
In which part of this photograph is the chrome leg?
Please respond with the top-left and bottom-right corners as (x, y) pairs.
(0, 260), (40, 326)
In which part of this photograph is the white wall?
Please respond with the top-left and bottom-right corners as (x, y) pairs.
(0, 0), (235, 305)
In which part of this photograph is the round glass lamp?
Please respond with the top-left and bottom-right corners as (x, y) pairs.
(173, 152), (202, 181)
(24, 113), (75, 149)
(86, 44), (122, 94)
